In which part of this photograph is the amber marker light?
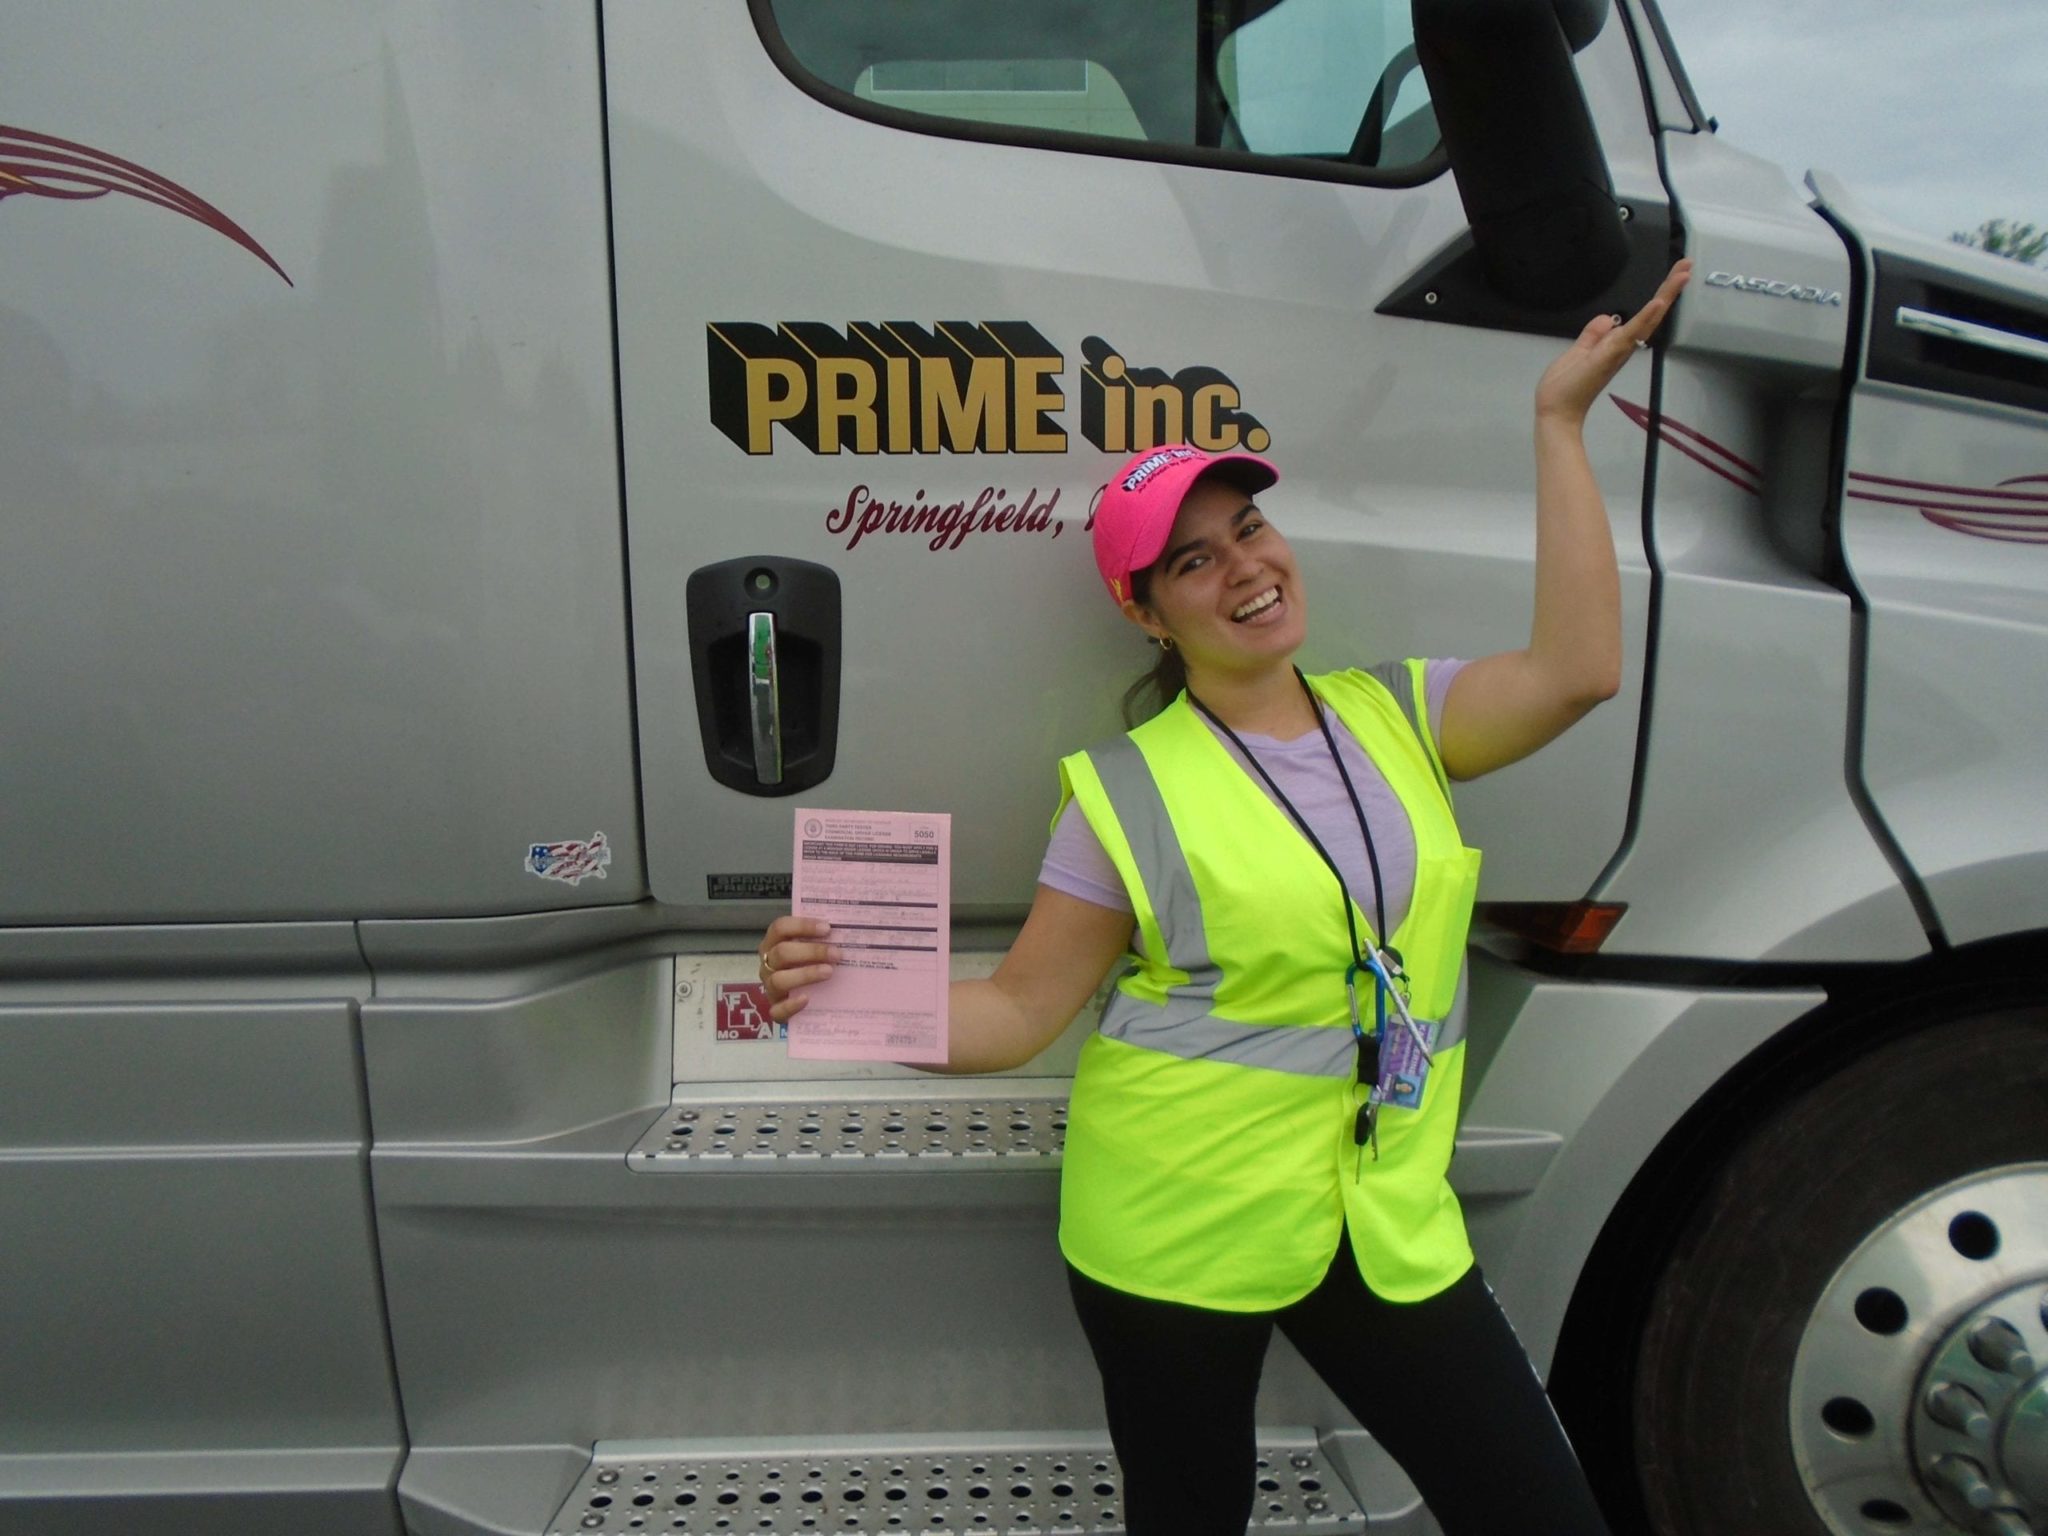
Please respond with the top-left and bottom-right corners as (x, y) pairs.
(1475, 901), (1628, 955)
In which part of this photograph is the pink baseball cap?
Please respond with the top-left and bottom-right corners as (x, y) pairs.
(1092, 444), (1279, 606)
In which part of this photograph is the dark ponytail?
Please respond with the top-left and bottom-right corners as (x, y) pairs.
(1118, 567), (1186, 726)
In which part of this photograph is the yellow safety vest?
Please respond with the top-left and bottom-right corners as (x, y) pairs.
(1055, 662), (1483, 1309)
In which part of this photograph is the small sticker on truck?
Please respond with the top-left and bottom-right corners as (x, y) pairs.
(525, 831), (611, 885)
(715, 983), (783, 1042)
(707, 872), (794, 901)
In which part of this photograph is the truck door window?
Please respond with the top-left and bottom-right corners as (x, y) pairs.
(1219, 0), (1425, 158)
(757, 0), (1440, 181)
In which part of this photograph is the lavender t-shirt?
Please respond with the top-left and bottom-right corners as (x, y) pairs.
(1041, 660), (1468, 939)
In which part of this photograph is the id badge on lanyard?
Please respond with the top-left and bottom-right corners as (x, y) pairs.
(1348, 950), (1435, 1111)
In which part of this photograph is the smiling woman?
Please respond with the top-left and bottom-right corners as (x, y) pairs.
(754, 259), (1693, 1536)
(1095, 448), (1295, 723)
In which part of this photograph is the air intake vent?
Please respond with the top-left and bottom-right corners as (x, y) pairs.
(1869, 254), (2048, 417)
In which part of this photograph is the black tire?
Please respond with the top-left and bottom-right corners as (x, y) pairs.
(1630, 1006), (2048, 1536)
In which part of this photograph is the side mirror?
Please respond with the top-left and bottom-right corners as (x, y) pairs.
(1411, 0), (1629, 308)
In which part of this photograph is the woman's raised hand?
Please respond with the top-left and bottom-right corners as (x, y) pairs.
(1534, 258), (1693, 427)
(757, 915), (836, 1023)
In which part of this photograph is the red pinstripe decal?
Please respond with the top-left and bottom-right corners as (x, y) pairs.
(0, 122), (291, 285)
(1612, 396), (2047, 545)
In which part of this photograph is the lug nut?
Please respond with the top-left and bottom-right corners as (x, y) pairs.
(1977, 1511), (2035, 1536)
(1928, 1382), (1995, 1440)
(1932, 1456), (1996, 1511)
(1969, 1318), (2035, 1377)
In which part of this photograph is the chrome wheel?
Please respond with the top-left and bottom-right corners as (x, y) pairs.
(1790, 1164), (2048, 1536)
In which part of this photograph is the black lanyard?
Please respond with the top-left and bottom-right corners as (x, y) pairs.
(1186, 667), (1391, 971)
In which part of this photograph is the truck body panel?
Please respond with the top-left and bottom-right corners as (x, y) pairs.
(1460, 957), (1823, 1366)
(0, 993), (402, 1534)
(1817, 197), (2048, 948)
(0, 0), (640, 924)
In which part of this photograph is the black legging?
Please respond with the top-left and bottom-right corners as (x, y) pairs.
(1066, 1243), (1612, 1536)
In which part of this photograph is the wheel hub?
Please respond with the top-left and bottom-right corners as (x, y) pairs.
(1916, 1281), (2048, 1528)
(2009, 1376), (2048, 1507)
(1789, 1164), (2048, 1536)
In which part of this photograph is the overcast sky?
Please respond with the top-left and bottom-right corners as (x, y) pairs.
(1653, 0), (2047, 245)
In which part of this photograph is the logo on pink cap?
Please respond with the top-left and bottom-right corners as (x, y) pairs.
(1119, 447), (1205, 493)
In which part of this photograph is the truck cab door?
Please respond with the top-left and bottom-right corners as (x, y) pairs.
(603, 0), (1673, 921)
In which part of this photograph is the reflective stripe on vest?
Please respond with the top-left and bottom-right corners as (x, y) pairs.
(1364, 658), (1450, 797)
(1098, 956), (1469, 1076)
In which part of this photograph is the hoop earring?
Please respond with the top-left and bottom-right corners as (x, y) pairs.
(1156, 635), (1176, 652)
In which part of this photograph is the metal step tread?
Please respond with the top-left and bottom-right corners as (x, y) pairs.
(629, 1093), (1068, 1170)
(547, 1435), (1365, 1533)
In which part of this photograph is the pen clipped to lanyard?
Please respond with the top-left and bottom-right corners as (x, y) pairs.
(1343, 956), (1427, 1064)
(1364, 946), (1432, 1064)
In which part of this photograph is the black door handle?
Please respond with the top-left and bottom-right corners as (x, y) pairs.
(685, 557), (840, 797)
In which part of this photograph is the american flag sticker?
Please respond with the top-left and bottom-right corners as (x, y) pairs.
(524, 831), (612, 886)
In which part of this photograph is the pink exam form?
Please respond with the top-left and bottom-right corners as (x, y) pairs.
(788, 808), (951, 1064)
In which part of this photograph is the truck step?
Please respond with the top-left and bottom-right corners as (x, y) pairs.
(629, 1090), (1068, 1168)
(547, 1435), (1365, 1533)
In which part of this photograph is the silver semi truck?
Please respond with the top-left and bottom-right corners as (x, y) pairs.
(3, 2), (2044, 1534)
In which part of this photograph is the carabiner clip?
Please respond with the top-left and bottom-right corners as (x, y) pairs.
(1365, 948), (1433, 1063)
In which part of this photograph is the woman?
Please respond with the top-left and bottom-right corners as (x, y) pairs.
(758, 258), (1692, 1535)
